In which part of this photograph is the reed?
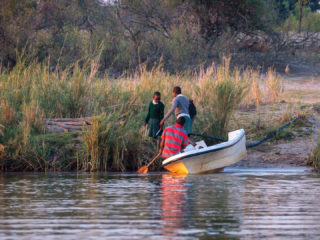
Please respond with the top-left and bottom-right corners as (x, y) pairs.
(194, 58), (249, 138)
(309, 137), (320, 171)
(81, 107), (145, 172)
(0, 55), (283, 172)
(266, 67), (283, 103)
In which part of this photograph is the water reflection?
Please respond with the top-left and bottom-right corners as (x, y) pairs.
(161, 174), (187, 236)
(0, 171), (320, 239)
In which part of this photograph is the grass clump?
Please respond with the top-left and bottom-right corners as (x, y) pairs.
(81, 108), (144, 172)
(194, 58), (249, 138)
(309, 137), (320, 171)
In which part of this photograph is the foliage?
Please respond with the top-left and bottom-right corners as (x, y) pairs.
(0, 0), (299, 74)
(184, 0), (272, 40)
(275, 0), (319, 22)
(280, 6), (320, 32)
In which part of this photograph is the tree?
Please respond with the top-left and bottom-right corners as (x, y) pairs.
(0, 0), (37, 66)
(180, 0), (269, 41)
(298, 0), (310, 33)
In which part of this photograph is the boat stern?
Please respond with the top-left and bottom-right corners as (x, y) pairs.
(164, 161), (189, 175)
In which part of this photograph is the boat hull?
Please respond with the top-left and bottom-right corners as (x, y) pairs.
(163, 129), (247, 174)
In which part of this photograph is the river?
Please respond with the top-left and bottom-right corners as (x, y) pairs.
(0, 168), (320, 239)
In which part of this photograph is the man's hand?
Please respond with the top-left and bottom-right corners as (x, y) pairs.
(160, 120), (164, 128)
(189, 138), (196, 147)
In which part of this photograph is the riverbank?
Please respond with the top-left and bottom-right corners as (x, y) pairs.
(0, 57), (319, 172)
(234, 73), (320, 169)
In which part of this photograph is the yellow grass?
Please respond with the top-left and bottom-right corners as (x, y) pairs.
(0, 56), (284, 171)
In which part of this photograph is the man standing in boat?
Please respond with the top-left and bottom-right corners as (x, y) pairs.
(160, 117), (189, 159)
(160, 86), (193, 134)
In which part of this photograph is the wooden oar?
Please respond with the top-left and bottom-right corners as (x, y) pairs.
(137, 152), (162, 174)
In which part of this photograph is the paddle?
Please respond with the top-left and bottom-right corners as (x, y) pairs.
(137, 152), (162, 174)
(155, 128), (163, 137)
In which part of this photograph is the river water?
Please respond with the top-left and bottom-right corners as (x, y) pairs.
(0, 168), (320, 240)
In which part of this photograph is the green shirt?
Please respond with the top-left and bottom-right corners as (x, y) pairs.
(145, 101), (165, 124)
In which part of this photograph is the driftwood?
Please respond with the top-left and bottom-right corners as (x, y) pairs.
(44, 117), (92, 133)
(46, 126), (68, 133)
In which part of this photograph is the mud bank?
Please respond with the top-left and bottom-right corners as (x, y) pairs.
(233, 73), (320, 169)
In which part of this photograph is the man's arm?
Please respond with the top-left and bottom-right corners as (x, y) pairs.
(160, 130), (166, 154)
(160, 98), (178, 126)
(182, 135), (196, 149)
(188, 138), (196, 147)
(160, 137), (165, 154)
(181, 144), (187, 150)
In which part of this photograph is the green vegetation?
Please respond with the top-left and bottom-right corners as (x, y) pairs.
(0, 0), (318, 172)
(0, 55), (284, 172)
(279, 4), (320, 32)
(1, 0), (319, 74)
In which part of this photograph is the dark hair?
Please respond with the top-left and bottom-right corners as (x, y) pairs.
(153, 91), (161, 97)
(176, 117), (185, 126)
(173, 86), (181, 94)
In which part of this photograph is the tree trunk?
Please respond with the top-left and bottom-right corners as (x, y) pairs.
(298, 3), (302, 33)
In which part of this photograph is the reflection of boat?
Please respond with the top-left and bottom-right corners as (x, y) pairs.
(162, 129), (246, 174)
(161, 174), (187, 236)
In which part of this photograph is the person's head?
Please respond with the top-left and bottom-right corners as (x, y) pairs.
(153, 91), (161, 103)
(172, 86), (181, 97)
(176, 117), (185, 127)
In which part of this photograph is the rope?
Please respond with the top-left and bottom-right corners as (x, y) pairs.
(188, 133), (226, 142)
(246, 115), (302, 148)
(189, 115), (303, 149)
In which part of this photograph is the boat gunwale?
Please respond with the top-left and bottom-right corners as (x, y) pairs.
(162, 130), (245, 166)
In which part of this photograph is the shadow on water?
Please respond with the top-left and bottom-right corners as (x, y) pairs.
(0, 168), (320, 239)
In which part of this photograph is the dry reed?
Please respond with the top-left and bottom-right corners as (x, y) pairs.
(0, 55), (283, 171)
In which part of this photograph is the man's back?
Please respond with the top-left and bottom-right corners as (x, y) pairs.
(161, 123), (189, 159)
(173, 95), (189, 118)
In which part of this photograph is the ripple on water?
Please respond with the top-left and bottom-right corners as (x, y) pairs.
(0, 169), (320, 239)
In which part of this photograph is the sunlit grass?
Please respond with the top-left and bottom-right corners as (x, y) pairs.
(0, 56), (283, 172)
(309, 137), (320, 171)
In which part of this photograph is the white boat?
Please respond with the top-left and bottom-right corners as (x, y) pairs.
(162, 129), (247, 174)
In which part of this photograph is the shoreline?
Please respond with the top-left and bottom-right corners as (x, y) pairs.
(1, 67), (319, 173)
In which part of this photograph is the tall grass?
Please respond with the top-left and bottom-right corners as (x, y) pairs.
(309, 137), (320, 171)
(193, 58), (249, 137)
(0, 56), (283, 172)
(81, 107), (144, 172)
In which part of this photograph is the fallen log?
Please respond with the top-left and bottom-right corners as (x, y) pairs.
(44, 117), (93, 133)
(65, 127), (83, 132)
(56, 123), (86, 129)
(46, 126), (68, 133)
(44, 117), (92, 122)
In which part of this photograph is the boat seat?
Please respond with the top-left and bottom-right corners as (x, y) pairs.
(184, 140), (207, 152)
